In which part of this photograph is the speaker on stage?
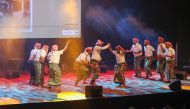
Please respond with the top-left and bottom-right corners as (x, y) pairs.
(174, 70), (187, 80)
(85, 85), (103, 98)
(169, 79), (182, 92)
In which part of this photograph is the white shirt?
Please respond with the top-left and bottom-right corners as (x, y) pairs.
(47, 50), (64, 64)
(130, 43), (142, 57)
(29, 48), (39, 61)
(35, 49), (47, 61)
(157, 43), (166, 57)
(91, 45), (109, 62)
(113, 50), (126, 64)
(76, 52), (90, 64)
(144, 45), (155, 57)
(164, 47), (175, 61)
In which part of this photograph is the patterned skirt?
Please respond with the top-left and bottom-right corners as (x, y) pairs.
(114, 62), (127, 84)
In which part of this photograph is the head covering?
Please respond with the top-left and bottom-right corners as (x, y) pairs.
(85, 47), (93, 52)
(158, 36), (164, 42)
(165, 42), (172, 47)
(144, 40), (150, 45)
(132, 37), (139, 41)
(115, 45), (125, 52)
(96, 39), (104, 45)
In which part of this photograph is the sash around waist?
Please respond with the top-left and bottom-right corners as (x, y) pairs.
(91, 59), (100, 63)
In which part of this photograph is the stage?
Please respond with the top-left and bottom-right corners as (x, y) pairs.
(0, 70), (190, 106)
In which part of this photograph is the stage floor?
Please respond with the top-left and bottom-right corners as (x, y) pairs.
(0, 70), (190, 105)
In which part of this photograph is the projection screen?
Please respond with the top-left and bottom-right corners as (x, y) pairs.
(0, 0), (81, 39)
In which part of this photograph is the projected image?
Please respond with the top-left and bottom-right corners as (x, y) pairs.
(0, 0), (81, 39)
(0, 0), (31, 30)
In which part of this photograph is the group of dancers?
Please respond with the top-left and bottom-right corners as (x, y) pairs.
(74, 36), (175, 87)
(28, 41), (70, 88)
(28, 35), (175, 88)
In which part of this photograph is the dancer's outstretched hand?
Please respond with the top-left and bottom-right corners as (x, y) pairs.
(107, 43), (111, 47)
(66, 40), (71, 44)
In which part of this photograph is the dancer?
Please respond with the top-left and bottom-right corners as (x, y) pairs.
(156, 36), (166, 81)
(28, 43), (41, 85)
(126, 38), (142, 77)
(109, 45), (127, 86)
(143, 40), (155, 79)
(74, 47), (92, 86)
(164, 42), (175, 83)
(47, 40), (71, 88)
(90, 39), (110, 85)
(34, 45), (49, 87)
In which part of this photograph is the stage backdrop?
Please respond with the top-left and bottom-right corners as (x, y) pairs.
(1, 0), (188, 72)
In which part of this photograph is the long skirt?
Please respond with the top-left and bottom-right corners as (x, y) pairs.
(114, 62), (127, 84)
(134, 56), (142, 76)
(90, 60), (100, 81)
(165, 60), (175, 81)
(34, 61), (44, 85)
(156, 57), (165, 75)
(144, 57), (153, 75)
(74, 61), (90, 82)
(28, 61), (36, 84)
(48, 63), (62, 86)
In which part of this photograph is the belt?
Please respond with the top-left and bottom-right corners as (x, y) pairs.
(91, 59), (99, 63)
(118, 62), (126, 64)
(49, 63), (59, 65)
